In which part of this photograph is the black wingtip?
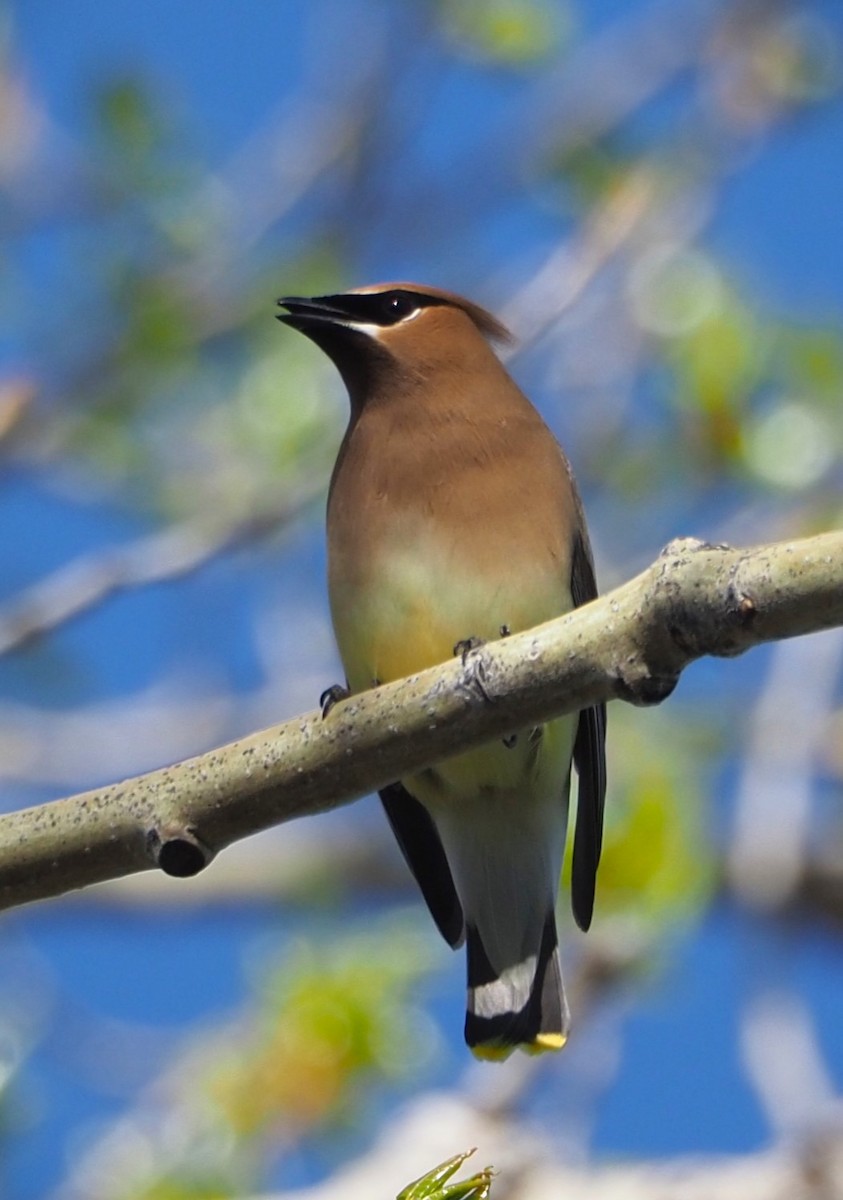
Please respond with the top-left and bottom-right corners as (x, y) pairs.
(571, 700), (607, 932)
(380, 783), (464, 948)
(571, 868), (595, 932)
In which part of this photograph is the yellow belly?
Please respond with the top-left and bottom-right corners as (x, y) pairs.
(331, 541), (567, 689)
(329, 541), (574, 803)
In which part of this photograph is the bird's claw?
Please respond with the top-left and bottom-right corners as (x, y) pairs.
(320, 683), (349, 718)
(454, 635), (485, 665)
(455, 639), (493, 705)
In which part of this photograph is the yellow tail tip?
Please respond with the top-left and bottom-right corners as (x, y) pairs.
(528, 1031), (568, 1054)
(470, 1031), (568, 1061)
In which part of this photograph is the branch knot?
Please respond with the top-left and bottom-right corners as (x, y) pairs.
(147, 825), (214, 878)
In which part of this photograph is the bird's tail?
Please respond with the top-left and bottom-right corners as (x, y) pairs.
(424, 733), (574, 1061)
(464, 909), (569, 1060)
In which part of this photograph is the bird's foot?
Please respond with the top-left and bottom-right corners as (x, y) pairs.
(319, 683), (349, 718)
(454, 637), (493, 704)
(454, 635), (485, 664)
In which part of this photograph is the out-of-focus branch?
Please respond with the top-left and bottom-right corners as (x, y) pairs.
(500, 163), (665, 346)
(0, 482), (322, 656)
(0, 530), (839, 913)
(503, 0), (830, 361)
(741, 987), (838, 1140)
(727, 628), (843, 908)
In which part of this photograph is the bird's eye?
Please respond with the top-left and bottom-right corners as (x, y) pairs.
(382, 292), (417, 322)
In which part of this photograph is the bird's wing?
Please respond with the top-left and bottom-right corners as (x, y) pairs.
(379, 781), (465, 947)
(570, 529), (608, 932)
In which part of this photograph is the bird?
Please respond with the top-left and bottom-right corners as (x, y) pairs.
(276, 283), (606, 1060)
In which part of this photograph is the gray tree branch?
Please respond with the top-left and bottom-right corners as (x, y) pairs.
(0, 530), (840, 913)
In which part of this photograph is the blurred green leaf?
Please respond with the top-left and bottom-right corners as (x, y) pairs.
(438, 0), (569, 64)
(776, 326), (843, 406)
(547, 138), (635, 209)
(98, 79), (160, 157)
(207, 920), (437, 1139)
(62, 920), (438, 1200)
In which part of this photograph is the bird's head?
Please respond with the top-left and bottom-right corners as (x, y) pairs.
(276, 283), (513, 407)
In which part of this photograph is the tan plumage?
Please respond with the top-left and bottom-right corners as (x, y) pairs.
(277, 283), (606, 1058)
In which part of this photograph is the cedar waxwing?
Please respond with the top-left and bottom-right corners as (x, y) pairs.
(276, 284), (606, 1060)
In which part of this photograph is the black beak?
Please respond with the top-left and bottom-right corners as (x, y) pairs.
(276, 295), (351, 331)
